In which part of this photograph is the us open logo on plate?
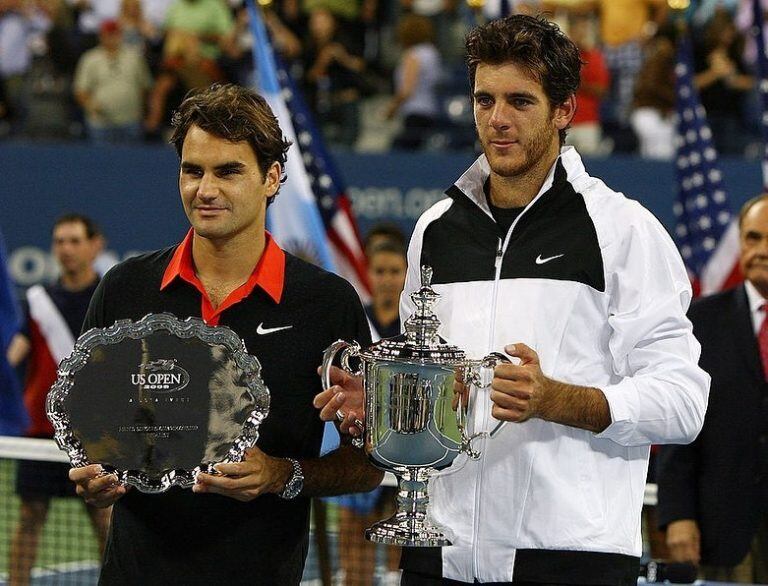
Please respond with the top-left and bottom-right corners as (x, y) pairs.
(131, 359), (190, 393)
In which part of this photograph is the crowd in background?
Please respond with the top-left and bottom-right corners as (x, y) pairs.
(0, 0), (767, 157)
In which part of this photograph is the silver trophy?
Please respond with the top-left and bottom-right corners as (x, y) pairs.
(321, 266), (507, 546)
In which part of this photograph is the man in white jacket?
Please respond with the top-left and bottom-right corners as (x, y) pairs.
(316, 14), (709, 585)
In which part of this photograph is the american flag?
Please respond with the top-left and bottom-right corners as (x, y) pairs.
(246, 2), (370, 299)
(672, 34), (741, 297)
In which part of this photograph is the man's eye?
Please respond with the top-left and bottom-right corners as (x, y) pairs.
(476, 96), (492, 107)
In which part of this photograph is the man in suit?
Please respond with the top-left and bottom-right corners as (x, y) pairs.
(657, 194), (768, 583)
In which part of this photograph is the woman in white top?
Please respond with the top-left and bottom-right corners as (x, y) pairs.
(385, 14), (442, 150)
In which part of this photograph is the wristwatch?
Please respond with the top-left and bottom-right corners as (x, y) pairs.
(279, 458), (304, 500)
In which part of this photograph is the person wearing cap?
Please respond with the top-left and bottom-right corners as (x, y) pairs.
(73, 18), (152, 143)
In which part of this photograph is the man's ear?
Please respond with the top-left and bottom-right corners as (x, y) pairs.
(264, 162), (281, 198)
(553, 94), (576, 131)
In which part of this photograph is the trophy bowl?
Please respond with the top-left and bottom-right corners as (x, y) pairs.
(321, 267), (507, 547)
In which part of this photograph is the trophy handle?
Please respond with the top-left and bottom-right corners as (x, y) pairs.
(456, 361), (485, 460)
(478, 352), (511, 439)
(320, 339), (365, 448)
(458, 352), (511, 458)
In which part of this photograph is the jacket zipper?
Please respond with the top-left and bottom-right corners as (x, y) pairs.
(472, 216), (525, 578)
(465, 158), (557, 579)
(473, 235), (506, 578)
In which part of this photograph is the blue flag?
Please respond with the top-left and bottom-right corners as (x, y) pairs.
(0, 229), (27, 436)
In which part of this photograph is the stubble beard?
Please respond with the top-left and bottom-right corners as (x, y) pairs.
(482, 119), (558, 180)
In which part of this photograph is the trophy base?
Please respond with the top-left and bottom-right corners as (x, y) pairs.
(365, 512), (452, 547)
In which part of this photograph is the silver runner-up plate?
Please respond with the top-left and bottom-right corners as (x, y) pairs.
(46, 313), (270, 493)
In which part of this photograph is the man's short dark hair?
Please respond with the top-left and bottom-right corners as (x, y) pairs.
(363, 222), (407, 253)
(367, 239), (406, 261)
(170, 84), (292, 206)
(52, 214), (101, 239)
(465, 14), (582, 143)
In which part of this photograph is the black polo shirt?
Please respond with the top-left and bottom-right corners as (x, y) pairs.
(84, 231), (371, 586)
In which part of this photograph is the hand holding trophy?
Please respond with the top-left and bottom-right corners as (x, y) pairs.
(320, 266), (508, 546)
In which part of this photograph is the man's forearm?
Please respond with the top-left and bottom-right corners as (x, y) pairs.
(538, 380), (611, 433)
(300, 444), (383, 498)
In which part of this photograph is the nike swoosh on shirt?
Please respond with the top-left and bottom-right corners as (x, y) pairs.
(256, 323), (293, 335)
(535, 253), (565, 265)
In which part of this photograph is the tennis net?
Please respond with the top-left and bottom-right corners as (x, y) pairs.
(0, 435), (401, 586)
(0, 436), (102, 585)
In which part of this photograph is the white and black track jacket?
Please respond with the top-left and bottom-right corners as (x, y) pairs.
(398, 147), (710, 584)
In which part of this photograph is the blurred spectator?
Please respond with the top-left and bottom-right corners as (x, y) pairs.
(481, 0), (542, 18)
(22, 0), (79, 139)
(401, 0), (463, 65)
(74, 19), (151, 143)
(66, 0), (120, 53)
(734, 0), (767, 151)
(630, 23), (677, 160)
(566, 12), (609, 156)
(273, 0), (307, 41)
(692, 0), (740, 31)
(736, 0), (768, 66)
(0, 77), (7, 133)
(139, 0), (173, 32)
(385, 13), (442, 150)
(363, 222), (408, 253)
(7, 213), (110, 586)
(694, 9), (754, 156)
(35, 0), (77, 71)
(304, 7), (366, 148)
(143, 0), (234, 134)
(264, 7), (302, 63)
(217, 5), (261, 87)
(580, 0), (667, 151)
(365, 238), (407, 339)
(303, 0), (373, 56)
(0, 0), (51, 134)
(163, 0), (234, 61)
(118, 0), (158, 52)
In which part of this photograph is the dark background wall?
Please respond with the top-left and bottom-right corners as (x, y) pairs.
(0, 143), (762, 286)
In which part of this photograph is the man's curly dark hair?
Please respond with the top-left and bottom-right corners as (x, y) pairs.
(465, 14), (582, 144)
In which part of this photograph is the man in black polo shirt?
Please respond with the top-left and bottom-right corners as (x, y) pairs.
(69, 84), (382, 585)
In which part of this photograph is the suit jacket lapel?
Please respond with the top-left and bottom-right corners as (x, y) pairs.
(734, 284), (763, 383)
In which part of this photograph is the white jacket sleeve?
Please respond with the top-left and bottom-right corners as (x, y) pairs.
(595, 203), (710, 447)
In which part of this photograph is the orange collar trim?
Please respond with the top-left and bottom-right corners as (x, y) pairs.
(160, 229), (285, 323)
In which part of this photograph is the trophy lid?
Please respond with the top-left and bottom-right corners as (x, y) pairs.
(360, 266), (466, 364)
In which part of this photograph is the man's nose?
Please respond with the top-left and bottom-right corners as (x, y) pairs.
(489, 103), (512, 130)
(197, 172), (220, 199)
